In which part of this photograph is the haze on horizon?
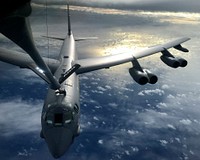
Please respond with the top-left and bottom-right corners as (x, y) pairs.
(32, 0), (200, 12)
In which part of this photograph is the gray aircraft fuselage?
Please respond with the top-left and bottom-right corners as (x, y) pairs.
(41, 34), (80, 158)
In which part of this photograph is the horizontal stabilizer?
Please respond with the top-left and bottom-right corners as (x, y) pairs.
(75, 37), (98, 41)
(41, 35), (65, 41)
(42, 35), (98, 41)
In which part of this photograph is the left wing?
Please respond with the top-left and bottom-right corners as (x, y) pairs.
(75, 37), (190, 74)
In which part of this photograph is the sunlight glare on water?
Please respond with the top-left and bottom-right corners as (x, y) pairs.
(103, 31), (164, 56)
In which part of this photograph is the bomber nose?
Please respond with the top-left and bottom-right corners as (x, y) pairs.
(42, 104), (76, 158)
(44, 128), (74, 158)
(52, 149), (66, 159)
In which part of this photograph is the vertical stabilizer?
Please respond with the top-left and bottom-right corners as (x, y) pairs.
(67, 4), (71, 36)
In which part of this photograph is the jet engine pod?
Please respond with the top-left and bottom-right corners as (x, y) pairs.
(129, 67), (149, 85)
(176, 57), (188, 67)
(143, 69), (158, 84)
(174, 44), (189, 52)
(160, 55), (180, 68)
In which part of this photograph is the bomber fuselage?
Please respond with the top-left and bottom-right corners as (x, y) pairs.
(41, 34), (80, 158)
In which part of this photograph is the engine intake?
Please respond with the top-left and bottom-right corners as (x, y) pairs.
(129, 58), (158, 85)
(129, 68), (158, 85)
(176, 57), (188, 67)
(160, 55), (179, 68)
(160, 55), (188, 68)
(129, 68), (149, 85)
(143, 69), (158, 84)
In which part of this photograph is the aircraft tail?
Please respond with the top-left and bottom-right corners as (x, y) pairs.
(42, 4), (98, 41)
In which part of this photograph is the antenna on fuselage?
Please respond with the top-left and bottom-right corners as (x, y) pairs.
(67, 4), (71, 36)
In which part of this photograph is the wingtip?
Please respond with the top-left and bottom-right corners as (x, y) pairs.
(181, 37), (191, 41)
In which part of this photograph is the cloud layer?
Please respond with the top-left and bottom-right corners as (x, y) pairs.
(0, 98), (42, 136)
(32, 0), (200, 12)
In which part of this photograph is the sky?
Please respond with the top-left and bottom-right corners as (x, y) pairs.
(32, 0), (200, 12)
(0, 0), (200, 160)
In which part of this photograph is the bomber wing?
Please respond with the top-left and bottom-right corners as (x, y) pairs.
(74, 37), (190, 74)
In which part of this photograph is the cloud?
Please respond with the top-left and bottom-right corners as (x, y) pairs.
(138, 88), (165, 96)
(32, 0), (200, 12)
(0, 98), (42, 136)
(180, 119), (192, 125)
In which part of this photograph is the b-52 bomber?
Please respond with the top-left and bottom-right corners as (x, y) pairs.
(0, 1), (190, 158)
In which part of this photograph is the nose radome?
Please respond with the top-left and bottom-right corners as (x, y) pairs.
(44, 128), (74, 158)
(51, 148), (67, 159)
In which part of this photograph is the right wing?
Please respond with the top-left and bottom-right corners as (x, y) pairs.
(75, 37), (190, 74)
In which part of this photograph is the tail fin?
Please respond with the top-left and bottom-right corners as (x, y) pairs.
(67, 4), (71, 36)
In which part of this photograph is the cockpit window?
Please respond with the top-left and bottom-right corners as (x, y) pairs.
(54, 113), (63, 126)
(45, 104), (74, 127)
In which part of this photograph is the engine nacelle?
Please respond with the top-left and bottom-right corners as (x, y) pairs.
(174, 44), (189, 52)
(129, 67), (149, 85)
(160, 55), (188, 68)
(160, 55), (180, 68)
(176, 57), (188, 67)
(143, 69), (158, 84)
